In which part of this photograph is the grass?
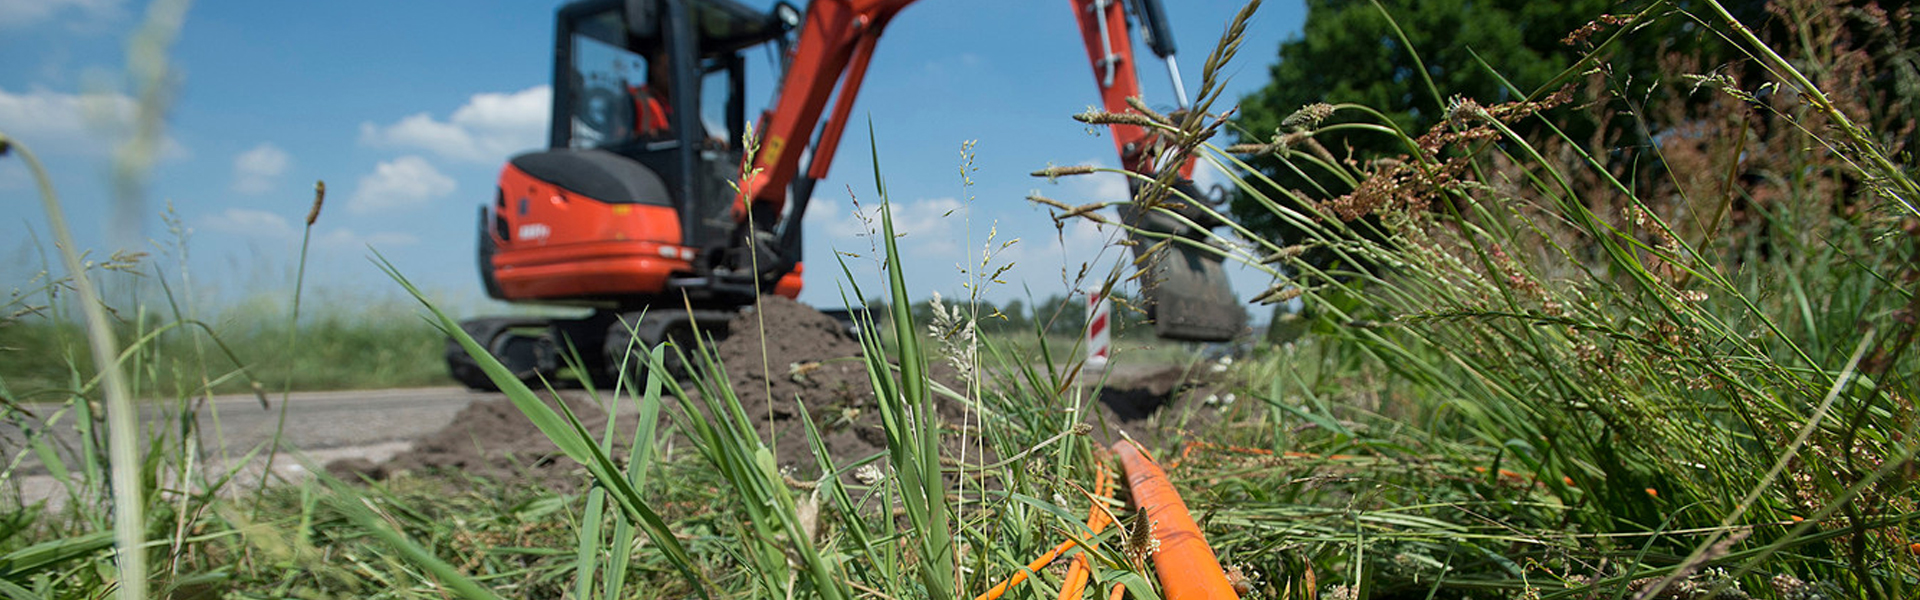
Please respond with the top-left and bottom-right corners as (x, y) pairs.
(4, 0), (1917, 598)
(1, 292), (455, 398)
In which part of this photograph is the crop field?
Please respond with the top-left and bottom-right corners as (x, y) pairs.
(5, 0), (1919, 599)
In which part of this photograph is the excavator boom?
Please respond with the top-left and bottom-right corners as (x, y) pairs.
(740, 0), (1245, 340)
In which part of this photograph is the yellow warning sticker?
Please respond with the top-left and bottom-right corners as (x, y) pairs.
(764, 136), (786, 168)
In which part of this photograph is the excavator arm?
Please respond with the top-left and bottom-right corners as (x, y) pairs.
(739, 0), (1245, 341)
(734, 0), (916, 227)
(1067, 0), (1247, 341)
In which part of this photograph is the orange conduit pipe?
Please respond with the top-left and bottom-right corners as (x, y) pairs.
(974, 466), (1115, 600)
(1058, 461), (1118, 600)
(1111, 440), (1239, 600)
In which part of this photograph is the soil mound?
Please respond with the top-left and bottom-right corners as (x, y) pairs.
(334, 297), (1234, 489)
(710, 296), (973, 475)
(337, 297), (969, 487)
(339, 393), (621, 491)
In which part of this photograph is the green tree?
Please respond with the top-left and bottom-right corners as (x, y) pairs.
(1228, 0), (1771, 249)
(1034, 293), (1087, 337)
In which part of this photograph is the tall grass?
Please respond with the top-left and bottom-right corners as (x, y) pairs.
(1, 292), (453, 397)
(1031, 0), (1919, 597)
(15, 0), (1916, 598)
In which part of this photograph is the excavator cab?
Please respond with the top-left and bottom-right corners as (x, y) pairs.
(479, 0), (800, 311)
(453, 0), (803, 389)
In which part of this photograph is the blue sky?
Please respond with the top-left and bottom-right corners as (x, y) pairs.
(3, 0), (1304, 317)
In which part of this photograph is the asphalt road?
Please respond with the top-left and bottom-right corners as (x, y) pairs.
(3, 387), (489, 507)
(6, 387), (483, 470)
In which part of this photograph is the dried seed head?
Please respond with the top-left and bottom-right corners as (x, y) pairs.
(1070, 423), (1093, 435)
(1055, 202), (1110, 224)
(1253, 282), (1303, 305)
(1123, 517), (1161, 565)
(306, 180), (327, 226)
(1027, 194), (1071, 211)
(1277, 130), (1314, 149)
(1770, 574), (1825, 600)
(1260, 245), (1308, 264)
(1444, 96), (1489, 122)
(1323, 584), (1358, 600)
(1031, 165), (1099, 179)
(1074, 108), (1158, 128)
(1124, 96), (1170, 125)
(1225, 564), (1257, 596)
(1281, 102), (1335, 131)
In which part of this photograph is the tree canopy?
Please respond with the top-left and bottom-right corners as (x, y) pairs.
(1226, 0), (1775, 247)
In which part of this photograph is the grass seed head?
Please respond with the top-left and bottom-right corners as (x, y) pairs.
(1074, 108), (1158, 128)
(854, 464), (885, 485)
(1027, 194), (1071, 211)
(1253, 282), (1303, 305)
(1124, 95), (1171, 125)
(1123, 517), (1160, 566)
(306, 180), (326, 226)
(1280, 102), (1334, 131)
(1031, 165), (1099, 180)
(1444, 96), (1489, 123)
(1260, 245), (1308, 264)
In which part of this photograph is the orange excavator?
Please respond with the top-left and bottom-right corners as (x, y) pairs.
(448, 0), (1246, 390)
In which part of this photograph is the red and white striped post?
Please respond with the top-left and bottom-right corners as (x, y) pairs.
(1086, 290), (1111, 369)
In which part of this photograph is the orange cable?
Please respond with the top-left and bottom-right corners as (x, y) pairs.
(1059, 462), (1117, 600)
(1112, 439), (1239, 600)
(975, 464), (1115, 600)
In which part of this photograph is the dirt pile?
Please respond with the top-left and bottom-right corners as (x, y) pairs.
(337, 296), (1232, 489)
(338, 297), (969, 486)
(708, 296), (976, 475)
(329, 393), (623, 491)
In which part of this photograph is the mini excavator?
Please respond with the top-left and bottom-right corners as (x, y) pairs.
(448, 0), (1247, 390)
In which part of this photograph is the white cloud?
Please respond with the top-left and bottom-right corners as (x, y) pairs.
(359, 86), (550, 163)
(0, 86), (186, 159)
(346, 156), (456, 215)
(811, 196), (971, 256)
(1000, 214), (1128, 284)
(315, 229), (419, 249)
(196, 207), (417, 249)
(199, 207), (296, 239)
(1034, 158), (1129, 204)
(0, 0), (120, 28)
(230, 143), (290, 194)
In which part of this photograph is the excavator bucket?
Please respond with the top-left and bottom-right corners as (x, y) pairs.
(1121, 181), (1248, 342)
